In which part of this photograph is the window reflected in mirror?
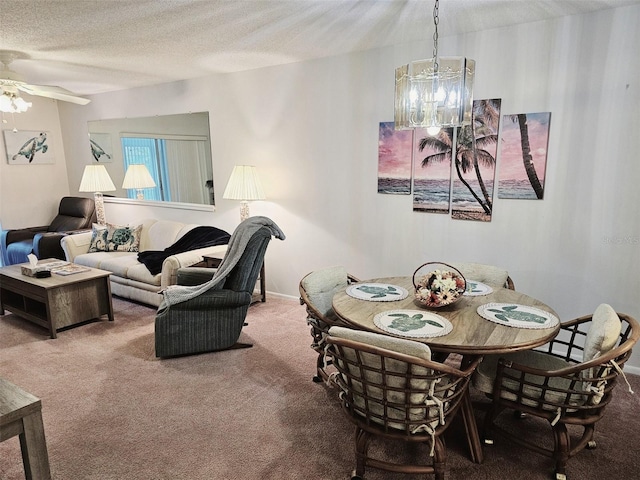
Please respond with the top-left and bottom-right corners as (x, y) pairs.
(87, 112), (214, 206)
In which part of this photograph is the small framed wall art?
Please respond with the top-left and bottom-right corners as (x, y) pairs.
(3, 130), (55, 164)
(89, 132), (113, 162)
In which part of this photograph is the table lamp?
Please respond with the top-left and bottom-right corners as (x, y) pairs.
(122, 164), (156, 200)
(78, 165), (116, 225)
(222, 165), (266, 222)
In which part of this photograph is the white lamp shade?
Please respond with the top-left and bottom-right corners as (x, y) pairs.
(223, 165), (266, 201)
(122, 164), (156, 189)
(79, 165), (116, 192)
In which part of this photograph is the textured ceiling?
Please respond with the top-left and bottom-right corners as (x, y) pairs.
(0, 0), (638, 96)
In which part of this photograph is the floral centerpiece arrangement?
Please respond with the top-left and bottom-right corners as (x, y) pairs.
(412, 262), (466, 308)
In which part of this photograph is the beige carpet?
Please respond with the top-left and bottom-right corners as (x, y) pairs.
(1, 296), (639, 480)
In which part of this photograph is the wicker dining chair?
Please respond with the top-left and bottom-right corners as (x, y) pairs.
(449, 262), (515, 290)
(327, 326), (482, 480)
(299, 266), (360, 382)
(472, 304), (639, 480)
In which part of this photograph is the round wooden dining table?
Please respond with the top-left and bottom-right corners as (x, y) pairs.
(333, 276), (560, 354)
(332, 276), (561, 464)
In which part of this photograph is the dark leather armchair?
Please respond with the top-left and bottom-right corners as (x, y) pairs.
(155, 219), (283, 358)
(1, 196), (96, 266)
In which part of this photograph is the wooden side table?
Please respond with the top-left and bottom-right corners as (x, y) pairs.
(200, 255), (266, 303)
(0, 378), (52, 480)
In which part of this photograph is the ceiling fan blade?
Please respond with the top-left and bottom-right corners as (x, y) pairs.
(17, 84), (91, 105)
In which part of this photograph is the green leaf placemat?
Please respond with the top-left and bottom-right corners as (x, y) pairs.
(346, 283), (408, 302)
(477, 303), (559, 329)
(373, 310), (453, 338)
(463, 280), (493, 296)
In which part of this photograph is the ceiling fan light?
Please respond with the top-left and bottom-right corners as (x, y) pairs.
(0, 91), (31, 113)
(13, 95), (32, 112)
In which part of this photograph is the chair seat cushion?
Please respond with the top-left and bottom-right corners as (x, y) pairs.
(6, 239), (33, 265)
(473, 350), (586, 410)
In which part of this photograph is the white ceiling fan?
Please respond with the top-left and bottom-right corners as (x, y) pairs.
(0, 50), (91, 109)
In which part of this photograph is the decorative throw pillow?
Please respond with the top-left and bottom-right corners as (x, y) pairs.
(105, 223), (143, 252)
(88, 224), (109, 252)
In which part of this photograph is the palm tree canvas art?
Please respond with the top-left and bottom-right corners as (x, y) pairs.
(413, 126), (454, 213)
(377, 122), (414, 195)
(414, 99), (502, 221)
(498, 112), (551, 199)
(451, 99), (501, 221)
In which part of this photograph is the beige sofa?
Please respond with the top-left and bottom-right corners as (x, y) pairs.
(61, 218), (227, 307)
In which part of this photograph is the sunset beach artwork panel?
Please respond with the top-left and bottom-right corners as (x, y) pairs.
(412, 127), (454, 214)
(451, 98), (501, 222)
(498, 112), (551, 199)
(378, 122), (414, 195)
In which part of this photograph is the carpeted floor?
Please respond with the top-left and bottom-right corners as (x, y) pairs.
(1, 296), (639, 480)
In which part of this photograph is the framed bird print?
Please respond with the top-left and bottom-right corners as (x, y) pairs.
(4, 130), (56, 164)
(88, 132), (113, 162)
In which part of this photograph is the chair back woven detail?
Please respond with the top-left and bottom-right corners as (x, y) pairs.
(476, 310), (639, 480)
(327, 327), (481, 480)
(299, 267), (359, 382)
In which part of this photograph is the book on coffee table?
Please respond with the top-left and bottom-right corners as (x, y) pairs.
(51, 264), (91, 276)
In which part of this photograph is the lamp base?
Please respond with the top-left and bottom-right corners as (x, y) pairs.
(239, 201), (250, 222)
(94, 192), (106, 225)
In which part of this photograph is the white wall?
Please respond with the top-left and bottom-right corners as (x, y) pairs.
(0, 96), (70, 229)
(55, 5), (640, 370)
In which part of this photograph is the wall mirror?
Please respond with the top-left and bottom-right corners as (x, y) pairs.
(87, 112), (215, 209)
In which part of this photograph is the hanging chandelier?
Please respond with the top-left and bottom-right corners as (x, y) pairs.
(0, 89), (32, 113)
(394, 0), (475, 134)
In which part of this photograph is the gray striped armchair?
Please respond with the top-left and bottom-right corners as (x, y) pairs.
(154, 225), (273, 357)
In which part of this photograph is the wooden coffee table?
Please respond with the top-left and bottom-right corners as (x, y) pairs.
(0, 263), (114, 338)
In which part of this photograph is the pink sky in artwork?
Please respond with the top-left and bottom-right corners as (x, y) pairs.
(499, 112), (551, 181)
(413, 127), (452, 180)
(378, 122), (413, 178)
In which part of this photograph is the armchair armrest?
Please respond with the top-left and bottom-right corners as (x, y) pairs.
(33, 229), (92, 260)
(33, 232), (67, 260)
(176, 267), (217, 286)
(168, 289), (252, 311)
(2, 226), (49, 245)
(160, 244), (228, 288)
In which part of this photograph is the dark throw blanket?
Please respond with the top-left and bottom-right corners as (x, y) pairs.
(137, 226), (231, 275)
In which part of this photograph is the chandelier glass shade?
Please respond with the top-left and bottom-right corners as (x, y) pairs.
(394, 57), (475, 131)
(394, 0), (475, 133)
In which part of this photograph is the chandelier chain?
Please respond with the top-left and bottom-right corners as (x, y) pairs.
(432, 0), (439, 71)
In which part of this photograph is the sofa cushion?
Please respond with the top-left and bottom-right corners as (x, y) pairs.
(142, 221), (197, 251)
(74, 251), (134, 270)
(126, 262), (162, 286)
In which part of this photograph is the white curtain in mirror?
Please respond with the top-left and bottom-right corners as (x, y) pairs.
(165, 139), (211, 204)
